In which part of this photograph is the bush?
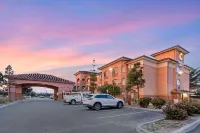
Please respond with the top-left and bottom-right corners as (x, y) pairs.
(139, 97), (151, 108)
(0, 98), (11, 103)
(151, 97), (166, 109)
(192, 102), (200, 114)
(163, 104), (188, 120)
(175, 101), (197, 116)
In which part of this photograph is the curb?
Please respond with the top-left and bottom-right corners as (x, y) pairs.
(136, 117), (200, 133)
(172, 118), (200, 133)
(125, 106), (162, 112)
(136, 118), (164, 133)
(0, 101), (21, 109)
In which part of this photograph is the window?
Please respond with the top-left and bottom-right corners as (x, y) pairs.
(122, 66), (126, 72)
(95, 95), (107, 98)
(177, 79), (181, 90)
(104, 71), (108, 77)
(122, 78), (125, 85)
(131, 64), (134, 68)
(107, 95), (114, 99)
(99, 75), (102, 79)
(113, 67), (118, 73)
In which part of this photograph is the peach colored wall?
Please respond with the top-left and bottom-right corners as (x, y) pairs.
(155, 50), (175, 60)
(101, 61), (127, 86)
(143, 62), (157, 96)
(175, 50), (184, 63)
(96, 74), (102, 86)
(157, 66), (167, 97)
(167, 65), (176, 95)
(180, 67), (190, 91)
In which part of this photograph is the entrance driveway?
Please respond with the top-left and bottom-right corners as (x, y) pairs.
(0, 99), (164, 133)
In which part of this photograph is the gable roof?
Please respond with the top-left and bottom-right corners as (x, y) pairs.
(98, 56), (131, 70)
(151, 45), (189, 57)
(74, 71), (98, 76)
(5, 73), (74, 84)
(126, 55), (158, 64)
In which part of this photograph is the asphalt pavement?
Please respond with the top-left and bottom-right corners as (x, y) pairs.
(0, 99), (164, 133)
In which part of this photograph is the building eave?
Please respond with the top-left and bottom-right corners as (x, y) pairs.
(151, 45), (190, 57)
(126, 55), (158, 64)
(98, 56), (131, 70)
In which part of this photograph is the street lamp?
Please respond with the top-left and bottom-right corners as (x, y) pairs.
(109, 67), (114, 96)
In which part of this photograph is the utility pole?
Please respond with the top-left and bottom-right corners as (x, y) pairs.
(92, 59), (96, 72)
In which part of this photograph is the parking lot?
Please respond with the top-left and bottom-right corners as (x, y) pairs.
(0, 100), (164, 133)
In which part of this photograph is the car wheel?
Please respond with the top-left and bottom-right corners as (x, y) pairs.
(117, 102), (123, 109)
(94, 103), (101, 111)
(71, 99), (76, 105)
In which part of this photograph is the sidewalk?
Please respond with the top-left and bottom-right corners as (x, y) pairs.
(0, 100), (21, 109)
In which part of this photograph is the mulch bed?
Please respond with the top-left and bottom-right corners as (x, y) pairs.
(142, 116), (199, 133)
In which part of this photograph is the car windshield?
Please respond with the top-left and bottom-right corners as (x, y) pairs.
(85, 94), (93, 98)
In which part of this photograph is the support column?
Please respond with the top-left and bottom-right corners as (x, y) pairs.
(54, 88), (58, 100)
(15, 85), (22, 100)
(9, 85), (16, 101)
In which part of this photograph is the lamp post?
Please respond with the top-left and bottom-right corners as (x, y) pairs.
(109, 68), (114, 96)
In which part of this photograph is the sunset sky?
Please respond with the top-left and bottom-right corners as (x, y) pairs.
(0, 0), (200, 85)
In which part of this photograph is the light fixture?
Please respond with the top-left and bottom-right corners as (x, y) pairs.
(179, 71), (183, 75)
(109, 68), (113, 71)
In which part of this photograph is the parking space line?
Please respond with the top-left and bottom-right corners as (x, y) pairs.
(98, 111), (149, 119)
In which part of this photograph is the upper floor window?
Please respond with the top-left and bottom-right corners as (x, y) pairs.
(131, 64), (134, 68)
(113, 67), (118, 73)
(104, 71), (108, 77)
(177, 79), (181, 90)
(122, 66), (126, 72)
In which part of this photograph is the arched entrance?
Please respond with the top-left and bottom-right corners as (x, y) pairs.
(5, 73), (74, 101)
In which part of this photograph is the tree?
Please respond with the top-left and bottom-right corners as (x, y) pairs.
(190, 68), (200, 89)
(22, 87), (33, 96)
(89, 72), (97, 93)
(125, 83), (132, 104)
(97, 83), (121, 96)
(0, 72), (7, 86)
(127, 62), (145, 101)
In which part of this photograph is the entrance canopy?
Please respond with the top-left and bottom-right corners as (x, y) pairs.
(5, 73), (75, 101)
(6, 73), (74, 84)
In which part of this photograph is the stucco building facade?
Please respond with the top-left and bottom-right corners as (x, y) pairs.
(75, 45), (191, 101)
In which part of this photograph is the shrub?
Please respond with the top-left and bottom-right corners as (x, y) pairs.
(0, 98), (11, 103)
(175, 101), (197, 116)
(163, 104), (188, 120)
(139, 97), (151, 108)
(192, 102), (200, 114)
(151, 97), (166, 109)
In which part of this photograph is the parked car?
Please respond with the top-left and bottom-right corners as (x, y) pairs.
(63, 92), (90, 105)
(40, 96), (45, 98)
(83, 94), (124, 111)
(50, 95), (54, 99)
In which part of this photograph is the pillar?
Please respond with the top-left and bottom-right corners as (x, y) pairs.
(54, 88), (58, 100)
(15, 85), (22, 100)
(9, 85), (16, 101)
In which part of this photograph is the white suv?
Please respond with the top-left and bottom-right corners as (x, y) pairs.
(83, 94), (124, 110)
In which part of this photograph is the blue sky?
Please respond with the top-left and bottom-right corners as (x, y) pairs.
(0, 0), (200, 84)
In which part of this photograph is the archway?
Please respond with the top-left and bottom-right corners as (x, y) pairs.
(5, 73), (74, 101)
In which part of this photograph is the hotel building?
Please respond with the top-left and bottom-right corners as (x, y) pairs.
(74, 45), (191, 101)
